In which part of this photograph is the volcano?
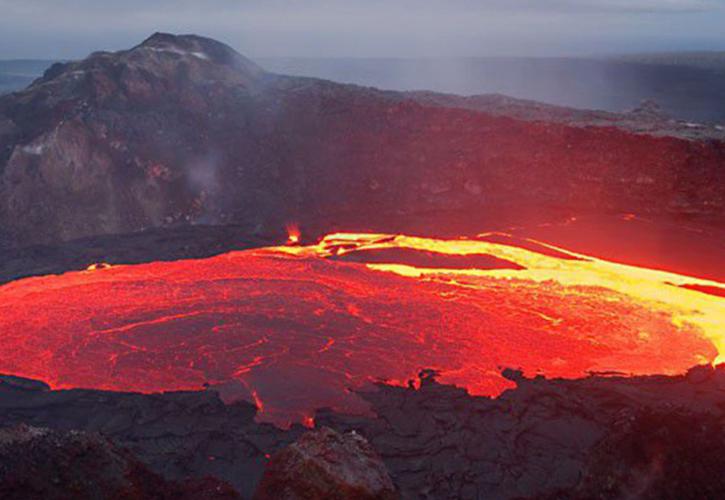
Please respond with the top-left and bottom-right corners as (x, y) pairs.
(0, 33), (724, 426)
(1, 33), (724, 498)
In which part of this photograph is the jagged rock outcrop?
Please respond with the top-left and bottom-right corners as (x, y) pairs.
(0, 424), (239, 500)
(254, 427), (398, 500)
(0, 33), (723, 247)
(0, 33), (269, 246)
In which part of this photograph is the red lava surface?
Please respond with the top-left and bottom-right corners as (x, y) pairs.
(0, 230), (723, 426)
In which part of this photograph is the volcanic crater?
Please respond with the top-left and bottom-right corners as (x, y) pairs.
(0, 32), (724, 498)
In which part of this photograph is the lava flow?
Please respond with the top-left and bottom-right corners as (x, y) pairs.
(0, 232), (723, 426)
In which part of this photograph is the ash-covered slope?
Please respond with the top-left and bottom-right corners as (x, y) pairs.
(0, 33), (723, 247)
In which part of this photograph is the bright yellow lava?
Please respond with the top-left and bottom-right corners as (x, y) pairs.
(271, 232), (725, 364)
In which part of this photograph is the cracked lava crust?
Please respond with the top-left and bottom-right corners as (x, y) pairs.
(0, 230), (723, 426)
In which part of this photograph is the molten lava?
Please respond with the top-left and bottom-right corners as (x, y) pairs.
(286, 224), (301, 246)
(86, 262), (113, 272)
(0, 232), (723, 426)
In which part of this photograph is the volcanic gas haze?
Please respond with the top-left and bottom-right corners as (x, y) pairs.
(0, 230), (722, 426)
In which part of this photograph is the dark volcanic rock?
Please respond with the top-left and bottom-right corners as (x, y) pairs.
(410, 92), (725, 141)
(1, 367), (724, 499)
(316, 366), (725, 499)
(0, 424), (239, 500)
(0, 33), (267, 247)
(560, 408), (725, 499)
(0, 33), (723, 247)
(0, 223), (271, 285)
(0, 374), (50, 392)
(254, 427), (398, 500)
(0, 383), (304, 498)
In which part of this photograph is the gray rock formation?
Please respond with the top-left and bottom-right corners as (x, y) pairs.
(254, 427), (398, 500)
(0, 424), (239, 499)
(0, 33), (723, 248)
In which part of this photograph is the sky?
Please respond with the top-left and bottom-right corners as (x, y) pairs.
(1, 0), (724, 59)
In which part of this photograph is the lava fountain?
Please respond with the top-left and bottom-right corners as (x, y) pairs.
(0, 232), (723, 426)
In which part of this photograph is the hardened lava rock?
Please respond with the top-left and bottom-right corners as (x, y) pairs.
(254, 427), (398, 500)
(0, 424), (239, 500)
(560, 407), (725, 499)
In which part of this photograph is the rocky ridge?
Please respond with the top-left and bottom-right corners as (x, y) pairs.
(0, 33), (723, 247)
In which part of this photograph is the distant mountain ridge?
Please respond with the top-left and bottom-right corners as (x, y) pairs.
(615, 51), (725, 72)
(259, 55), (725, 124)
(0, 33), (723, 247)
(4, 52), (725, 123)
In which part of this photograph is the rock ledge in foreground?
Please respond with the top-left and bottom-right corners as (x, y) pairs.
(255, 427), (398, 500)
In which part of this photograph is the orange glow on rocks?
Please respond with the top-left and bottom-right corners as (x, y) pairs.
(0, 232), (723, 426)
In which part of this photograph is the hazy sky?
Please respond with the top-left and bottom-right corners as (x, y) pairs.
(1, 0), (724, 59)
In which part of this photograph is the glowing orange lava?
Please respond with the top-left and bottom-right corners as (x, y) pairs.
(0, 232), (722, 426)
(286, 224), (301, 246)
(86, 262), (112, 271)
